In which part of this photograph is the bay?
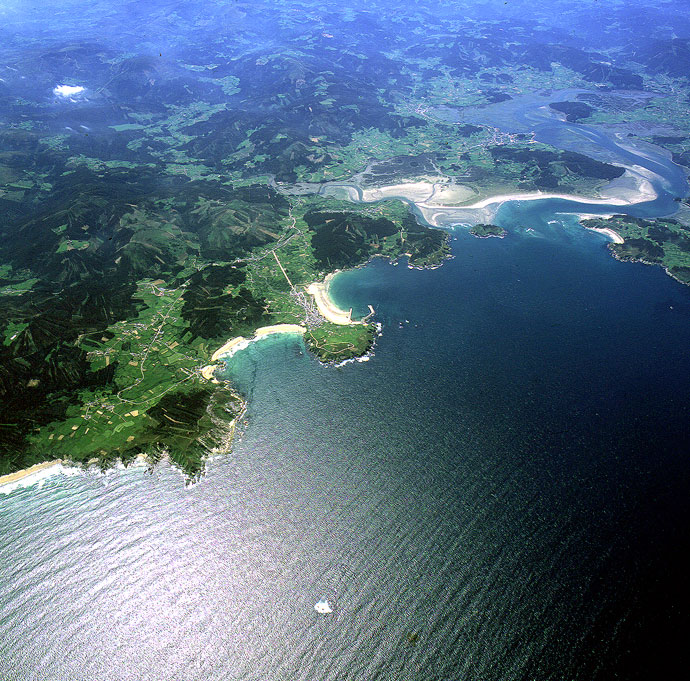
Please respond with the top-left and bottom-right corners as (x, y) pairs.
(2, 222), (688, 680)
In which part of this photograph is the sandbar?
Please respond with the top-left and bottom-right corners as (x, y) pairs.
(307, 274), (356, 325)
(425, 183), (477, 206)
(358, 180), (477, 207)
(452, 170), (655, 210)
(361, 181), (436, 203)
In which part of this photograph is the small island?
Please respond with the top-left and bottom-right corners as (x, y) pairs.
(470, 223), (507, 238)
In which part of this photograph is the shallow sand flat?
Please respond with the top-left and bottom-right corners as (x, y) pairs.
(418, 204), (497, 228)
(360, 179), (476, 206)
(361, 181), (436, 203)
(424, 184), (477, 206)
(599, 168), (657, 204)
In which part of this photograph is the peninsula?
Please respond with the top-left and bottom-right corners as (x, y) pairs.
(0, 188), (444, 481)
(580, 215), (690, 284)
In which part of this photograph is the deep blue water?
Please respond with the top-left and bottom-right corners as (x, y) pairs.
(3, 223), (688, 680)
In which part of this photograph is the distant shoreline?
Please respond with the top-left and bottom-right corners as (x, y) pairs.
(320, 166), (657, 230)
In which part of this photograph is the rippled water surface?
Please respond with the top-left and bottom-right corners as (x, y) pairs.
(2, 225), (689, 680)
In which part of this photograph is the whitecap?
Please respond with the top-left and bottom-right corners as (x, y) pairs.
(314, 599), (332, 614)
(0, 462), (76, 495)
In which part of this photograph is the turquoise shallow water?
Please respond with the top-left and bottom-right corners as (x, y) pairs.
(2, 222), (689, 680)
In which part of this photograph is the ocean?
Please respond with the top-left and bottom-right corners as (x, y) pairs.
(2, 221), (688, 680)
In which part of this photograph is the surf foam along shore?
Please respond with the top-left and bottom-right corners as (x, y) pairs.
(0, 460), (65, 494)
(0, 452), (162, 495)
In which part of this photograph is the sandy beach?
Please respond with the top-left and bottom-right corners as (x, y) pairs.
(207, 324), (307, 369)
(583, 226), (625, 243)
(0, 460), (63, 490)
(0, 453), (156, 495)
(461, 190), (620, 209)
(211, 336), (249, 362)
(253, 324), (306, 338)
(201, 365), (219, 381)
(306, 274), (357, 325)
(448, 169), (656, 210)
